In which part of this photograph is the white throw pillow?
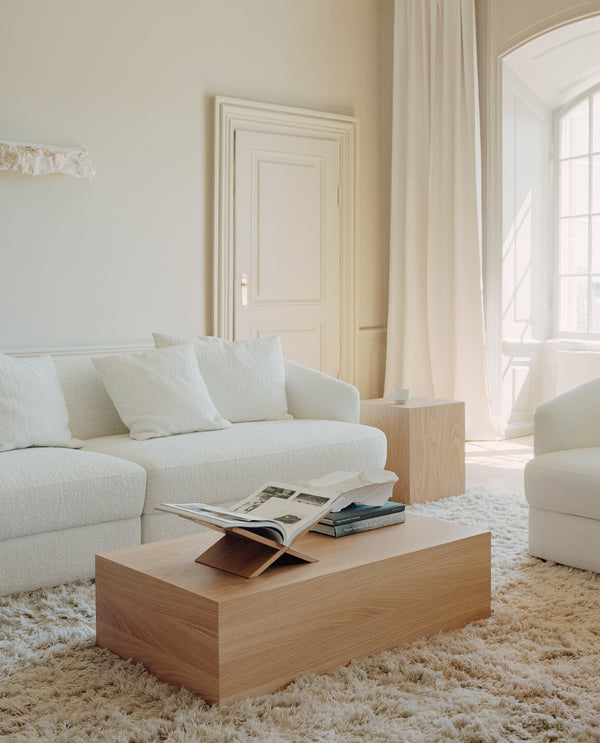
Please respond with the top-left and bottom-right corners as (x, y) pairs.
(153, 333), (290, 423)
(0, 354), (82, 452)
(92, 343), (231, 440)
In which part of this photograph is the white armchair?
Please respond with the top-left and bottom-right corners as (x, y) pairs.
(524, 377), (600, 572)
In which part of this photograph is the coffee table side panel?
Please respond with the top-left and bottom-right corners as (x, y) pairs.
(215, 531), (491, 703)
(95, 554), (220, 700)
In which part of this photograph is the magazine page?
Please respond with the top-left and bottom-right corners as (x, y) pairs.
(233, 483), (340, 543)
(291, 469), (398, 510)
(156, 502), (289, 542)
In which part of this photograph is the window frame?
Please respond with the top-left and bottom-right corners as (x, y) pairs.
(553, 83), (600, 339)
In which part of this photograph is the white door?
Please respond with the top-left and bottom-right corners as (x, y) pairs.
(214, 97), (358, 383)
(233, 129), (341, 377)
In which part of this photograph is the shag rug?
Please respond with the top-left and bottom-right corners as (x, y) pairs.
(1, 488), (600, 743)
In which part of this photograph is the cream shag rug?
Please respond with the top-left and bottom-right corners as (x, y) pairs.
(1, 488), (600, 743)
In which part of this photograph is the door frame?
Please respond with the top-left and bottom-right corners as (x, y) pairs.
(213, 95), (359, 384)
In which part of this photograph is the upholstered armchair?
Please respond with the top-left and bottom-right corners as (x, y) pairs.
(524, 377), (600, 572)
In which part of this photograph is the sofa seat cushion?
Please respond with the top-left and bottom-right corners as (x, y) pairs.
(83, 419), (387, 514)
(0, 448), (147, 540)
(524, 447), (600, 520)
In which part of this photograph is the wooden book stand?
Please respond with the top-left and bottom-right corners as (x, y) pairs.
(196, 526), (318, 579)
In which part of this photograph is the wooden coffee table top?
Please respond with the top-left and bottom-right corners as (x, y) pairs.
(97, 514), (485, 599)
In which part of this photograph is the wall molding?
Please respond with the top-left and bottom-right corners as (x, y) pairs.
(502, 4), (600, 55)
(2, 341), (155, 358)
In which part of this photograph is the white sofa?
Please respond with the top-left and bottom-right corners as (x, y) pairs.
(524, 377), (600, 573)
(0, 348), (386, 596)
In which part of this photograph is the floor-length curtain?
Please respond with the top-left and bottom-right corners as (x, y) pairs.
(385, 0), (498, 440)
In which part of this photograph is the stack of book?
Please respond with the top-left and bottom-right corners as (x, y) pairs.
(311, 500), (405, 538)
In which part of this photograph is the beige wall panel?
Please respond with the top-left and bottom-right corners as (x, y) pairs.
(0, 0), (386, 354)
(358, 327), (387, 400)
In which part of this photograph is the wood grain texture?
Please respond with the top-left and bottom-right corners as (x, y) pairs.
(360, 398), (466, 504)
(96, 514), (490, 704)
(195, 532), (317, 579)
(95, 554), (221, 699)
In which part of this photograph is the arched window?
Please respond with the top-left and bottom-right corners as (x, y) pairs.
(556, 87), (600, 335)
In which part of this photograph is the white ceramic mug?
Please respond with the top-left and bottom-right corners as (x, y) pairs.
(392, 388), (411, 404)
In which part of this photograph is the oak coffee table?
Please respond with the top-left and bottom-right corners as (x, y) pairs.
(96, 514), (490, 705)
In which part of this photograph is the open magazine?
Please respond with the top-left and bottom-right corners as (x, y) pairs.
(158, 483), (342, 547)
(157, 470), (399, 548)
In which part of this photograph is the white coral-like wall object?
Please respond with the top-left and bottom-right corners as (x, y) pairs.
(0, 141), (95, 178)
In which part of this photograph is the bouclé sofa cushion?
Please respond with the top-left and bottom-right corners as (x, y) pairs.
(153, 332), (290, 423)
(83, 418), (387, 517)
(0, 354), (82, 452)
(92, 344), (231, 440)
(0, 447), (146, 540)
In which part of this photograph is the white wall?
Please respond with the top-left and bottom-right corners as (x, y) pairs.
(0, 0), (389, 395)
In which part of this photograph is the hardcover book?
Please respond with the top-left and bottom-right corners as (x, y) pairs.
(319, 501), (406, 526)
(311, 508), (406, 537)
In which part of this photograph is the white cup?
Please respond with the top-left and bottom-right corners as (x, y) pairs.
(392, 388), (411, 404)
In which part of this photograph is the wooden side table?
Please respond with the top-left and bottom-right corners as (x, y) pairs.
(360, 398), (465, 504)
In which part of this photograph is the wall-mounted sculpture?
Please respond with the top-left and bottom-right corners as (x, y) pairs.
(0, 140), (95, 178)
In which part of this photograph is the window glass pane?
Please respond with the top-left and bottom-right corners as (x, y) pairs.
(592, 217), (600, 273)
(559, 217), (588, 274)
(560, 98), (589, 158)
(593, 94), (600, 153)
(593, 154), (600, 213)
(558, 276), (588, 333)
(591, 279), (600, 332)
(560, 157), (589, 215)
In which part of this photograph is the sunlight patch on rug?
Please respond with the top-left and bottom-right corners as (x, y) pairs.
(1, 487), (599, 742)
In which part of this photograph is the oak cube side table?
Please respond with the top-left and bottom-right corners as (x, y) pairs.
(360, 397), (465, 504)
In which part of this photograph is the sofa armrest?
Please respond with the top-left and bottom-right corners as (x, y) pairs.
(284, 360), (359, 423)
(534, 376), (600, 456)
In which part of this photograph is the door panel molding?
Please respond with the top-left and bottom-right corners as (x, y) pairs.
(253, 149), (325, 304)
(214, 96), (358, 383)
(255, 322), (325, 371)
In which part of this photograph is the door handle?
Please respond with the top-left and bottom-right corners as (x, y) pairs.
(241, 274), (254, 306)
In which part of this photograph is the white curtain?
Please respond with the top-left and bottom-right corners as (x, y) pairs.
(385, 0), (498, 440)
